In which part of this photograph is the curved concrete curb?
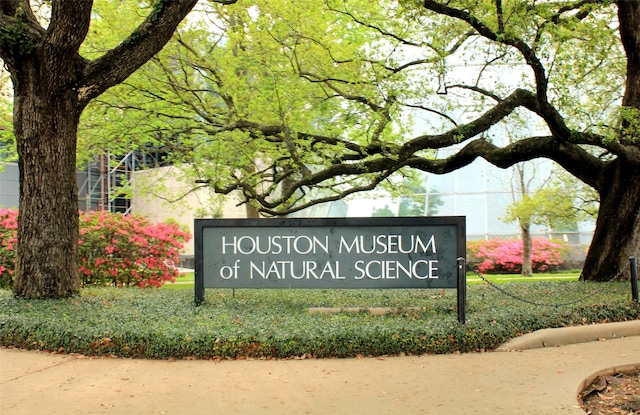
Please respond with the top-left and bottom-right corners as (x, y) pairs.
(496, 320), (640, 351)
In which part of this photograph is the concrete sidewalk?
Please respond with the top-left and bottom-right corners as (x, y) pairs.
(2, 320), (639, 415)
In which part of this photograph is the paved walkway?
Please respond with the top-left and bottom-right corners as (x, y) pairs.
(1, 321), (639, 415)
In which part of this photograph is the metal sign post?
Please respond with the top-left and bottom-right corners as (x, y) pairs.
(457, 257), (467, 324)
(630, 256), (638, 304)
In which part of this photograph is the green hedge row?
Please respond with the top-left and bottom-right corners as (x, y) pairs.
(1, 282), (638, 359)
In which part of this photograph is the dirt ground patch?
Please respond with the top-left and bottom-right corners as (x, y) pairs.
(580, 366), (640, 414)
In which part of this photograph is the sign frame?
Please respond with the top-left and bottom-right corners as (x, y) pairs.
(194, 216), (466, 323)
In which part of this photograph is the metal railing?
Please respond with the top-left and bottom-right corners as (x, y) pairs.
(467, 257), (638, 307)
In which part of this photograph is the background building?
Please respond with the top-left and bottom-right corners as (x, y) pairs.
(294, 157), (595, 245)
(0, 161), (18, 209)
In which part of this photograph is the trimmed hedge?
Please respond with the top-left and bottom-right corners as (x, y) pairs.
(1, 282), (638, 359)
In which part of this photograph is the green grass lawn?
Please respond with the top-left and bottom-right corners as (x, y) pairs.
(466, 271), (580, 284)
(163, 271), (194, 290)
(165, 270), (581, 290)
(174, 272), (194, 282)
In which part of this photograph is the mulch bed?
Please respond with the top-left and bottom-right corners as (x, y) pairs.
(580, 367), (640, 414)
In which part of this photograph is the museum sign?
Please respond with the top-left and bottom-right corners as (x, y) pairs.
(195, 217), (467, 322)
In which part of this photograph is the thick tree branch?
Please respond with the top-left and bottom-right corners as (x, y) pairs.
(80, 0), (239, 107)
(213, 160), (400, 215)
(41, 0), (93, 89)
(0, 2), (45, 70)
(400, 88), (537, 155)
(234, 132), (605, 216)
(404, 136), (604, 188)
(551, 0), (603, 24)
(618, 0), (640, 110)
(0, 0), (41, 26)
(423, 1), (548, 97)
(47, 0), (93, 53)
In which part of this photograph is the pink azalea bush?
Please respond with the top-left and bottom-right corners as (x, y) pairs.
(467, 237), (565, 274)
(78, 211), (190, 287)
(0, 209), (190, 289)
(0, 209), (18, 288)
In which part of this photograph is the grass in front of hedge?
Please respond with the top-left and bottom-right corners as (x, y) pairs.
(466, 272), (580, 284)
(164, 271), (582, 290)
(174, 272), (194, 282)
(1, 282), (638, 359)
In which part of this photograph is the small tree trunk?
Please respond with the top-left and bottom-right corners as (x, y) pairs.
(12, 86), (80, 298)
(520, 223), (533, 277)
(581, 159), (640, 281)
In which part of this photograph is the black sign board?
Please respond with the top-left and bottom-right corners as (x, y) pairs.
(195, 217), (466, 322)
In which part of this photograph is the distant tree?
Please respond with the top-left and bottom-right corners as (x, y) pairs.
(503, 165), (597, 276)
(372, 204), (396, 217)
(503, 162), (541, 276)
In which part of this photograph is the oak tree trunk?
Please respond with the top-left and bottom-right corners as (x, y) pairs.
(2, 0), (202, 298)
(581, 159), (640, 281)
(583, 1), (640, 281)
(11, 66), (81, 298)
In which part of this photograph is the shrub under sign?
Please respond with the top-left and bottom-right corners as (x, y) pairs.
(195, 217), (467, 322)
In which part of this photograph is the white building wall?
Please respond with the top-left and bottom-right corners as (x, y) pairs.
(130, 166), (248, 257)
(0, 162), (19, 209)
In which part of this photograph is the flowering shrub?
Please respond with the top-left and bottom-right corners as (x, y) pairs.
(78, 211), (190, 287)
(0, 209), (190, 289)
(0, 209), (18, 288)
(467, 237), (565, 274)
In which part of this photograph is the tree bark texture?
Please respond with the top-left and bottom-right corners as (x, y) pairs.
(580, 1), (640, 282)
(6, 0), (93, 298)
(581, 160), (640, 281)
(12, 87), (81, 297)
(1, 0), (202, 298)
(520, 223), (533, 277)
(618, 0), (640, 112)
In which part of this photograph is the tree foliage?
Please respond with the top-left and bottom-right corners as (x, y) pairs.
(85, 0), (626, 205)
(83, 0), (639, 281)
(3, 0), (638, 288)
(503, 168), (598, 232)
